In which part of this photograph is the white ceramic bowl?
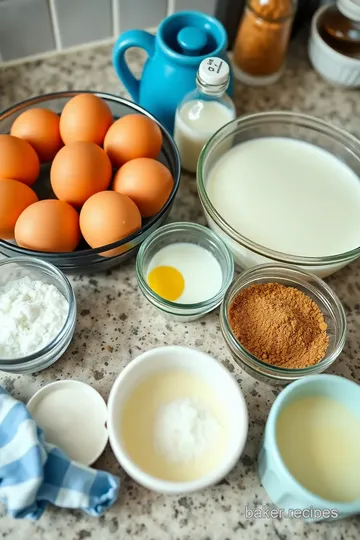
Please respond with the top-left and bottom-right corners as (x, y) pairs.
(107, 345), (248, 494)
(309, 5), (360, 87)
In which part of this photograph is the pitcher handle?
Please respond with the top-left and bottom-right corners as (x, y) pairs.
(112, 30), (155, 103)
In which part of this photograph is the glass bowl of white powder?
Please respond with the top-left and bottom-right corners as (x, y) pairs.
(0, 257), (76, 373)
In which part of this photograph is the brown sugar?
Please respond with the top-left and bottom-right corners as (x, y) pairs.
(228, 282), (329, 369)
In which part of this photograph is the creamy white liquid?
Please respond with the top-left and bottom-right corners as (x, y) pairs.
(207, 137), (360, 257)
(276, 396), (360, 502)
(174, 100), (235, 173)
(121, 370), (228, 482)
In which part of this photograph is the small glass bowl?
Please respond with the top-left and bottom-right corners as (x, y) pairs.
(0, 257), (76, 374)
(136, 222), (234, 322)
(220, 263), (347, 386)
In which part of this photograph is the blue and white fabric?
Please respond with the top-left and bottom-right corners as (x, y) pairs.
(0, 386), (120, 520)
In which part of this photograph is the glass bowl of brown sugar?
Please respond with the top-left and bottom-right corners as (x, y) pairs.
(220, 263), (347, 386)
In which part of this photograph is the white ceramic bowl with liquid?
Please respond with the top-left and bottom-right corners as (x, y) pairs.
(107, 345), (248, 494)
(309, 5), (360, 88)
(258, 375), (360, 521)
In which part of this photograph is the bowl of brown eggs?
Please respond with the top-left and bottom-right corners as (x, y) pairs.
(0, 91), (181, 272)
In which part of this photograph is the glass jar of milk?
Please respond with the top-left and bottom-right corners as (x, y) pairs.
(174, 57), (236, 174)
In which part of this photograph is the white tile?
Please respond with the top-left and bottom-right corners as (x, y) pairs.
(0, 0), (55, 61)
(53, 0), (113, 48)
(115, 0), (168, 32)
(173, 0), (217, 15)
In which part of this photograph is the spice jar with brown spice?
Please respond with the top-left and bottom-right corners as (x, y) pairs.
(233, 0), (296, 86)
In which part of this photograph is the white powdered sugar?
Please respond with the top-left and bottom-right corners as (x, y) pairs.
(0, 276), (68, 358)
(154, 397), (220, 463)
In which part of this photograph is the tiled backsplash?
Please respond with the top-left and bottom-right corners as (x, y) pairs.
(0, 0), (217, 63)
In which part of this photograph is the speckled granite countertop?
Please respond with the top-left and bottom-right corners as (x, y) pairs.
(1, 34), (360, 540)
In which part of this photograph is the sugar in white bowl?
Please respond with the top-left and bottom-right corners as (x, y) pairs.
(107, 346), (248, 494)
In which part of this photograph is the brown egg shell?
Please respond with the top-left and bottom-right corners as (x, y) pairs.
(79, 191), (142, 257)
(104, 114), (162, 168)
(0, 134), (40, 186)
(15, 199), (81, 253)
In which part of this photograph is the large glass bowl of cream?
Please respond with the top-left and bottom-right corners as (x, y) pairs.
(197, 111), (360, 277)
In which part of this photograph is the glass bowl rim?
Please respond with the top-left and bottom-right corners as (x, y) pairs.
(0, 90), (181, 259)
(220, 262), (347, 375)
(136, 221), (234, 312)
(197, 110), (360, 266)
(0, 256), (76, 365)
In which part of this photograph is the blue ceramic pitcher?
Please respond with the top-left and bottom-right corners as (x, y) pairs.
(112, 11), (233, 133)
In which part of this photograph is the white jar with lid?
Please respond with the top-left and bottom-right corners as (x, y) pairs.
(174, 57), (236, 174)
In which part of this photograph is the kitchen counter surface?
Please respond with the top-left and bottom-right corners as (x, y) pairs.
(1, 34), (360, 540)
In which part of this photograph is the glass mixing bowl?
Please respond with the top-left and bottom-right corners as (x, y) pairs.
(197, 111), (360, 278)
(220, 264), (347, 386)
(0, 91), (181, 273)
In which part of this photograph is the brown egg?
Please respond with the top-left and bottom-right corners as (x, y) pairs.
(104, 114), (162, 168)
(80, 191), (141, 257)
(0, 179), (38, 239)
(50, 141), (112, 207)
(112, 158), (174, 217)
(10, 108), (62, 162)
(0, 134), (40, 186)
(60, 94), (113, 146)
(15, 199), (81, 252)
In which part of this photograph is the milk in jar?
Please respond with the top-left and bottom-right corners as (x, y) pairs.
(174, 57), (236, 173)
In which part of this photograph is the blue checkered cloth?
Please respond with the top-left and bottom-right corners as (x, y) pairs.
(0, 386), (120, 520)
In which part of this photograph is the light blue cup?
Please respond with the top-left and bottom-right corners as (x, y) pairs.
(258, 374), (360, 521)
(112, 11), (233, 133)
